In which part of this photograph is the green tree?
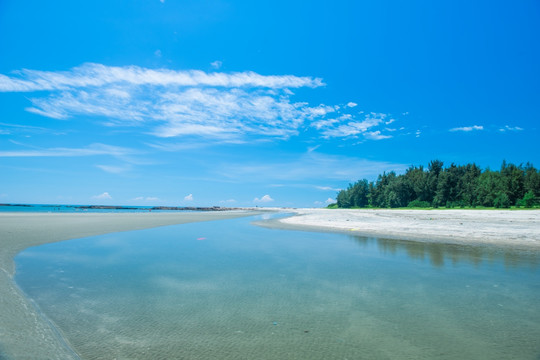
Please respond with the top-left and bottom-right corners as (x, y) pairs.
(336, 188), (351, 208)
(405, 165), (430, 202)
(475, 170), (503, 207)
(458, 163), (481, 206)
(524, 163), (540, 197)
(500, 161), (525, 205)
(427, 160), (444, 205)
(334, 159), (538, 209)
(516, 190), (538, 208)
(349, 179), (369, 207)
(434, 164), (464, 207)
(494, 191), (511, 208)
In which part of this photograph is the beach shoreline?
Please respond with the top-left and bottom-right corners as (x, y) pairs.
(0, 210), (262, 360)
(259, 208), (540, 250)
(2, 208), (539, 359)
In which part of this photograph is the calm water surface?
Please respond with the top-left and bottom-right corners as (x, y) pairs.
(15, 214), (540, 359)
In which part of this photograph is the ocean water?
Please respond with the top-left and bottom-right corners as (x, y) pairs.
(14, 214), (540, 359)
(0, 204), (178, 213)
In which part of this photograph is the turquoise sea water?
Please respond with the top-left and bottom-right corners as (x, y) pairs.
(0, 204), (178, 213)
(14, 214), (540, 359)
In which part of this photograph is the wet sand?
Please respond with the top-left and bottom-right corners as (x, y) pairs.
(0, 211), (260, 360)
(265, 209), (540, 249)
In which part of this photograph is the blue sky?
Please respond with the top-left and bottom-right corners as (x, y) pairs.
(1, 0), (539, 207)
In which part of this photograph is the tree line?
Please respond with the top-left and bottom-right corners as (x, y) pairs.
(335, 160), (540, 209)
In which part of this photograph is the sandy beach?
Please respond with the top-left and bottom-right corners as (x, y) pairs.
(267, 209), (540, 249)
(0, 210), (260, 360)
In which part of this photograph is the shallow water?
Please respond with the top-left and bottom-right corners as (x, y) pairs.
(15, 214), (540, 359)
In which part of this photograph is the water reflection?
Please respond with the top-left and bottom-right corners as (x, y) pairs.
(351, 235), (540, 269)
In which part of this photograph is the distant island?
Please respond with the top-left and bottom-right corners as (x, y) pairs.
(0, 204), (242, 212)
(333, 160), (540, 209)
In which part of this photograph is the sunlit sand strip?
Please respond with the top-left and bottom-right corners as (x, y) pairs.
(265, 209), (540, 249)
(0, 211), (261, 360)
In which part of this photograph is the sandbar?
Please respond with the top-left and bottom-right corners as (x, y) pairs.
(264, 208), (540, 249)
(0, 210), (260, 360)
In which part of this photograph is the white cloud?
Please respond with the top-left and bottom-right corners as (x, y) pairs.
(0, 143), (136, 157)
(219, 199), (237, 203)
(154, 49), (162, 58)
(0, 63), (323, 92)
(325, 197), (335, 204)
(311, 117), (341, 130)
(217, 152), (407, 183)
(499, 125), (524, 132)
(449, 125), (484, 132)
(315, 186), (340, 191)
(93, 192), (112, 200)
(184, 194), (194, 201)
(134, 196), (159, 202)
(415, 130), (421, 138)
(254, 194), (274, 203)
(307, 145), (320, 152)
(96, 164), (131, 174)
(1, 64), (329, 141)
(210, 60), (222, 69)
(0, 63), (402, 143)
(317, 112), (391, 139)
(364, 131), (392, 140)
(306, 104), (337, 118)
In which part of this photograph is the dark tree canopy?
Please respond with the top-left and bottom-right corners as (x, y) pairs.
(334, 161), (540, 209)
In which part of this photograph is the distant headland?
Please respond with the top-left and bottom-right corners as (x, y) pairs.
(0, 203), (242, 211)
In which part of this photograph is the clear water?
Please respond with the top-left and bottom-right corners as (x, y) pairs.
(15, 214), (540, 359)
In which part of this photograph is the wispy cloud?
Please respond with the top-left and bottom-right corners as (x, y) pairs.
(96, 164), (132, 174)
(0, 122), (64, 136)
(0, 63), (399, 143)
(315, 186), (341, 191)
(219, 199), (237, 204)
(364, 131), (392, 140)
(499, 125), (524, 132)
(314, 112), (393, 140)
(0, 63), (323, 92)
(133, 196), (160, 202)
(184, 194), (194, 201)
(215, 152), (407, 183)
(210, 60), (222, 69)
(0, 143), (137, 157)
(449, 125), (484, 132)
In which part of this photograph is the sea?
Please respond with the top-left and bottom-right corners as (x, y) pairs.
(0, 203), (202, 213)
(13, 212), (540, 359)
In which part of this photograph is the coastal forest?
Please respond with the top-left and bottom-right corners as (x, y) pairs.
(334, 160), (540, 209)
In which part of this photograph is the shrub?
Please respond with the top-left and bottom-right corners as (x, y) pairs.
(516, 191), (537, 208)
(407, 199), (431, 208)
(494, 192), (510, 208)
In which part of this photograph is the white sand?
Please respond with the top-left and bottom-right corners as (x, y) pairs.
(272, 209), (540, 248)
(0, 210), (260, 360)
